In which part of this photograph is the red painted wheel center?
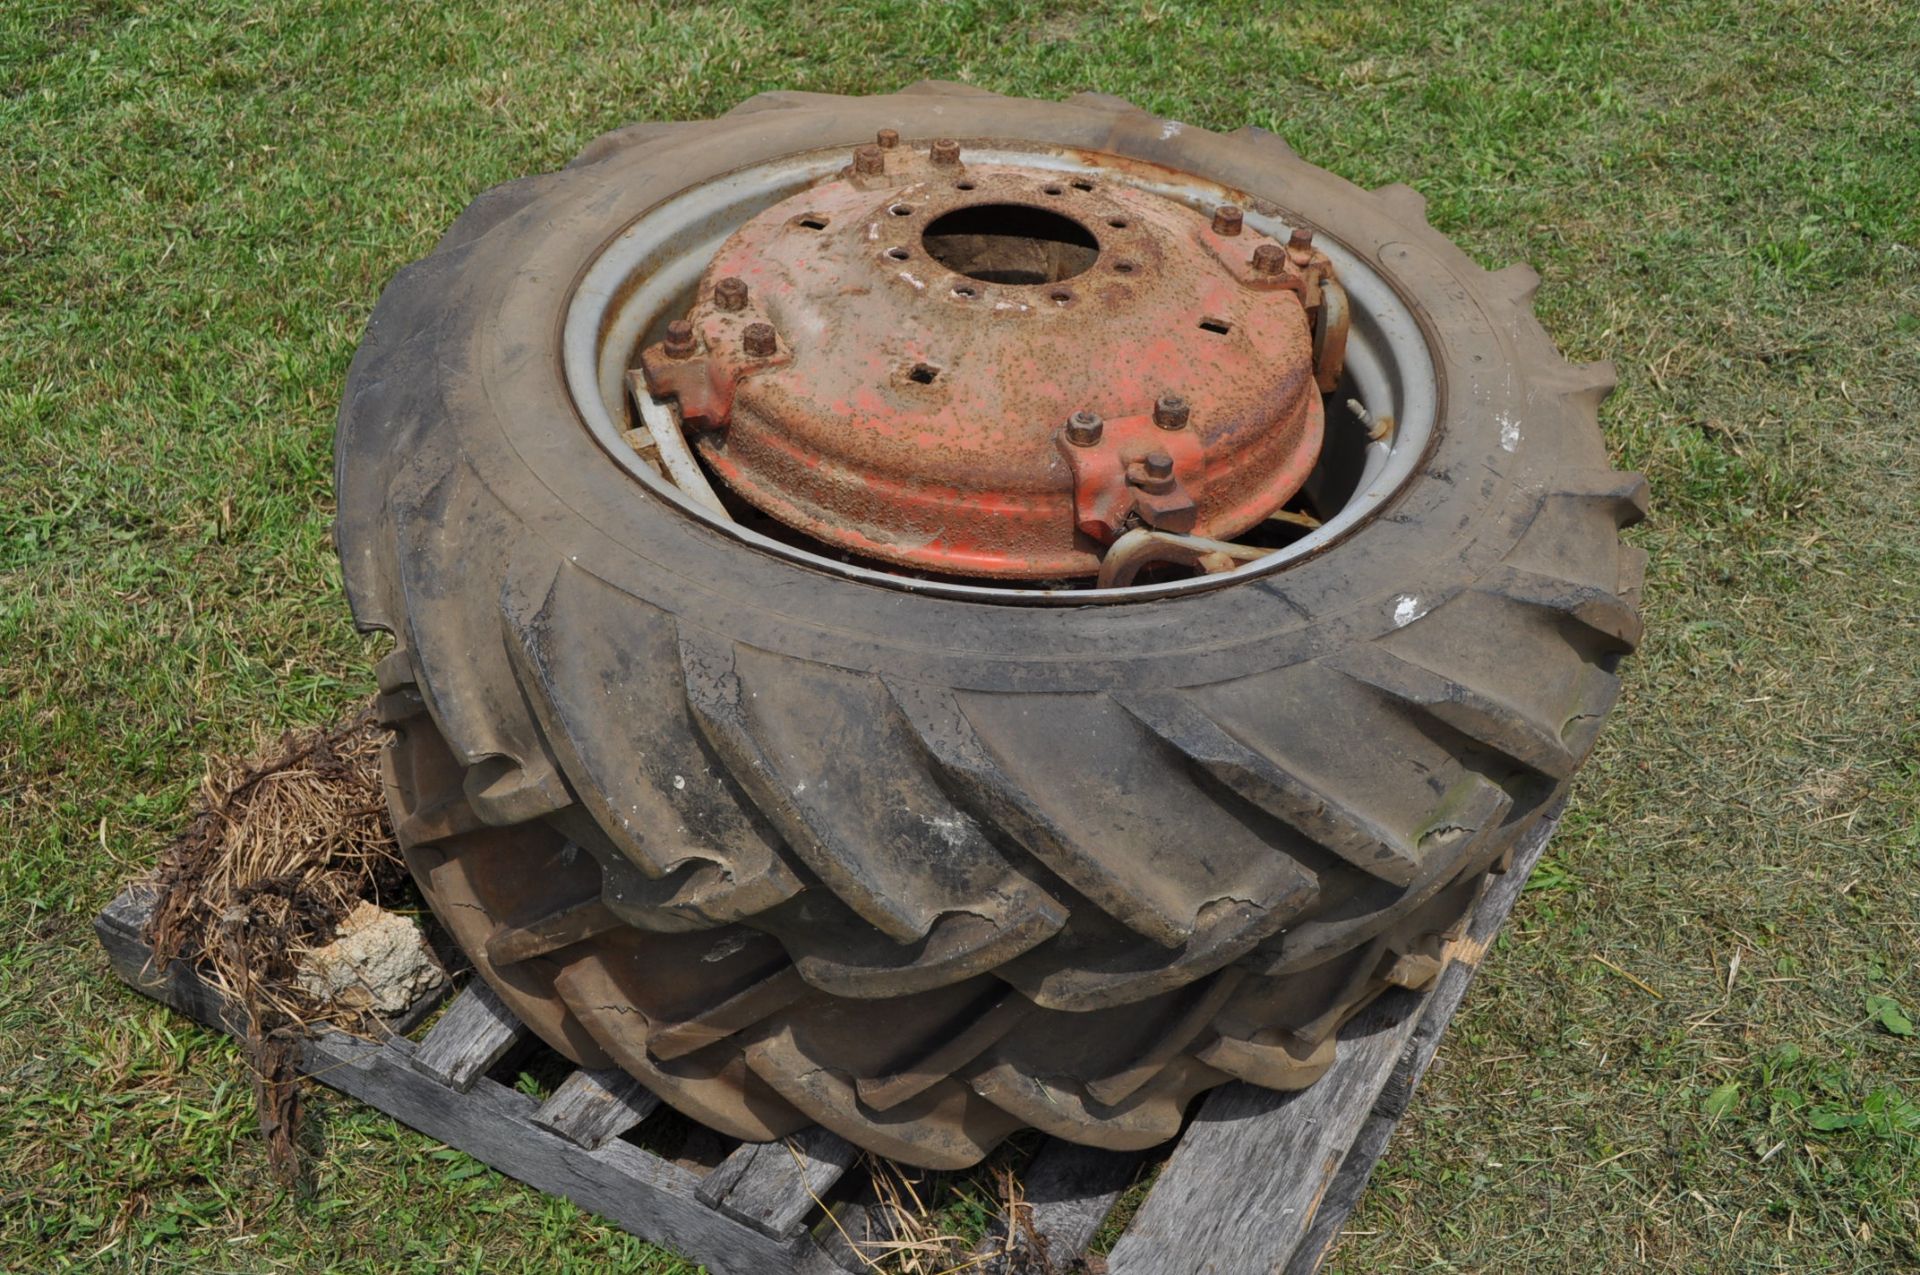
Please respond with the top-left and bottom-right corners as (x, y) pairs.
(641, 139), (1335, 580)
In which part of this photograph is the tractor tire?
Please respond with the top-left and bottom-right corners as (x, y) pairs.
(335, 83), (1645, 1170)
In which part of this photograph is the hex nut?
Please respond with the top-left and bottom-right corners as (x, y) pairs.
(1153, 394), (1191, 430)
(1252, 243), (1288, 275)
(1065, 410), (1104, 447)
(1143, 450), (1175, 480)
(930, 138), (962, 167)
(743, 322), (778, 358)
(713, 276), (750, 312)
(853, 144), (885, 176)
(663, 319), (695, 358)
(876, 128), (900, 149)
(1212, 205), (1244, 236)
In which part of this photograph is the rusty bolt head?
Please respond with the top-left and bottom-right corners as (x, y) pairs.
(742, 322), (778, 359)
(1212, 205), (1244, 236)
(876, 128), (900, 149)
(1252, 243), (1288, 275)
(1289, 226), (1315, 250)
(663, 319), (695, 358)
(1143, 450), (1175, 480)
(713, 276), (750, 312)
(930, 138), (962, 167)
(853, 144), (885, 176)
(1065, 410), (1104, 447)
(1153, 394), (1191, 430)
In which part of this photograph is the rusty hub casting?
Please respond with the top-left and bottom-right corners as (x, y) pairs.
(641, 137), (1349, 580)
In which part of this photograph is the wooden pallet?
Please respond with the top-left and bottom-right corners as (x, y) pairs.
(95, 809), (1558, 1274)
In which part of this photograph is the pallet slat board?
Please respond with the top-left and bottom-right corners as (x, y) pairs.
(970, 1141), (1145, 1271)
(699, 1125), (860, 1239)
(408, 978), (526, 1091)
(531, 1068), (663, 1150)
(94, 808), (1560, 1275)
(1108, 824), (1545, 1275)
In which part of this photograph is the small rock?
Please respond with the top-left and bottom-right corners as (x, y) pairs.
(296, 900), (445, 1015)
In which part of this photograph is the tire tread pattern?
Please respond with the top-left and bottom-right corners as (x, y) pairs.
(334, 86), (1646, 1167)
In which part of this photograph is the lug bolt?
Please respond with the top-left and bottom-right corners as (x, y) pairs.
(743, 322), (778, 358)
(1153, 394), (1191, 430)
(1289, 226), (1315, 250)
(1065, 410), (1104, 447)
(1212, 204), (1244, 236)
(713, 276), (749, 312)
(1144, 450), (1175, 480)
(853, 144), (885, 176)
(930, 138), (962, 167)
(876, 128), (900, 149)
(663, 319), (695, 358)
(1252, 243), (1288, 275)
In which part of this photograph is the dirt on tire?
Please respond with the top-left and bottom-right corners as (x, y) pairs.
(334, 83), (1646, 1169)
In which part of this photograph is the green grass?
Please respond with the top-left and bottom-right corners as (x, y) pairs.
(3, 0), (1917, 1269)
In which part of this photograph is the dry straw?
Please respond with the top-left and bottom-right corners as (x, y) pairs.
(144, 708), (410, 1181)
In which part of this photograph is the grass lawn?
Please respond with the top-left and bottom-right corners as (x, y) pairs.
(4, 0), (1917, 1270)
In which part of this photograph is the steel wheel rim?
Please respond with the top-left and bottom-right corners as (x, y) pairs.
(563, 143), (1440, 605)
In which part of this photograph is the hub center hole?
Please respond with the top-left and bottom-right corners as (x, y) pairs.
(920, 204), (1100, 285)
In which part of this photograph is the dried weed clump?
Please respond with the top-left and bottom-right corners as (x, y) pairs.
(143, 709), (415, 1181)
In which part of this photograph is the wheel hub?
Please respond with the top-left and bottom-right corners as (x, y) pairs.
(640, 137), (1341, 579)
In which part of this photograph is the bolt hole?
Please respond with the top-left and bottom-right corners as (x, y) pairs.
(1071, 180), (1095, 191)
(795, 214), (829, 230)
(921, 204), (1100, 284)
(890, 204), (914, 217)
(1108, 217), (1129, 229)
(1114, 260), (1138, 274)
(886, 247), (911, 261)
(1043, 184), (1064, 195)
(1199, 317), (1232, 335)
(1049, 289), (1074, 305)
(908, 363), (939, 385)
(955, 180), (976, 191)
(952, 285), (977, 298)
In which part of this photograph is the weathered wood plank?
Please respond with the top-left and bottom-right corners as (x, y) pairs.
(531, 1067), (662, 1150)
(697, 1125), (859, 1239)
(972, 1140), (1142, 1273)
(310, 1032), (808, 1273)
(1107, 807), (1563, 1275)
(1106, 995), (1421, 1275)
(797, 1199), (904, 1274)
(96, 885), (249, 1037)
(1282, 814), (1557, 1275)
(99, 888), (810, 1275)
(409, 980), (527, 1092)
